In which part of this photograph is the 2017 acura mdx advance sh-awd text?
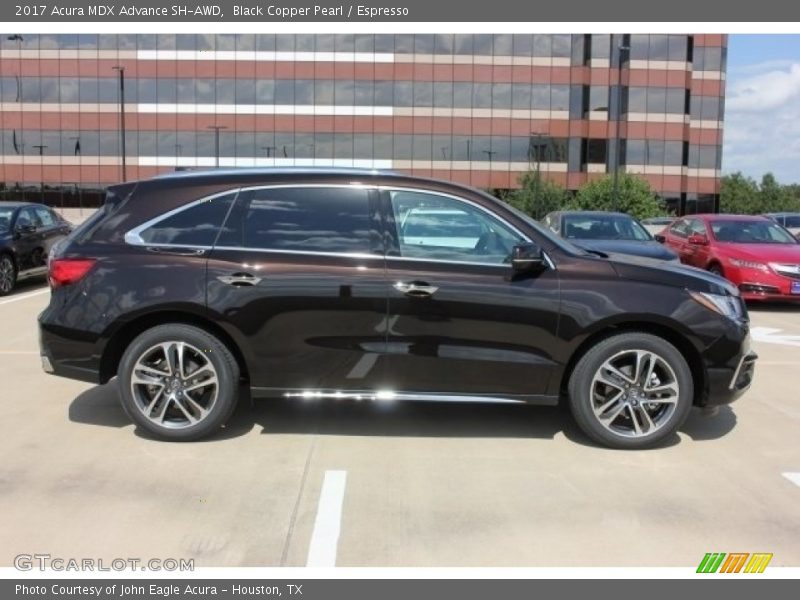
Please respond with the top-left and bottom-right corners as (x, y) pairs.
(39, 169), (756, 449)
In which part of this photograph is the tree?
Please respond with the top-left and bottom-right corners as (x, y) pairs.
(565, 173), (666, 220)
(720, 172), (760, 214)
(504, 170), (568, 220)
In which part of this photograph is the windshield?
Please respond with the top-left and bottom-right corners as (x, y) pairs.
(0, 207), (14, 233)
(711, 220), (798, 244)
(562, 214), (652, 241)
(496, 199), (588, 255)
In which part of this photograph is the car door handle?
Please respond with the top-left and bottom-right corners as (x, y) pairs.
(217, 272), (262, 287)
(394, 281), (438, 298)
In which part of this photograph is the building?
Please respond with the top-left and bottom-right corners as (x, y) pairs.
(0, 33), (726, 213)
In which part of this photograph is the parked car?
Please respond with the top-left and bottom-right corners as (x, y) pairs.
(543, 210), (678, 261)
(0, 202), (72, 295)
(39, 169), (756, 449)
(763, 212), (800, 239)
(659, 213), (800, 301)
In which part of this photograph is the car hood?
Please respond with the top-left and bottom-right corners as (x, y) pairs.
(574, 239), (678, 261)
(715, 242), (800, 263)
(604, 251), (739, 296)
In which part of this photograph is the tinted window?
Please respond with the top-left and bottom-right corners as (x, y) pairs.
(562, 214), (651, 241)
(220, 187), (375, 254)
(785, 216), (800, 228)
(139, 192), (236, 246)
(0, 207), (14, 233)
(16, 208), (38, 229)
(389, 191), (523, 265)
(34, 207), (56, 227)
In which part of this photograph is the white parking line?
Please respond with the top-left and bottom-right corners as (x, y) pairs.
(0, 289), (49, 306)
(306, 470), (347, 567)
(782, 473), (800, 487)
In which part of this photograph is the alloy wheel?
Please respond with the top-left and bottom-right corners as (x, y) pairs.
(0, 257), (14, 294)
(130, 341), (219, 429)
(589, 349), (680, 438)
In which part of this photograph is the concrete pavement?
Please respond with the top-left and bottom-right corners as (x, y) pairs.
(1, 283), (799, 568)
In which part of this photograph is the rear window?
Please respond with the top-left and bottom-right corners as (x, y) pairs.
(138, 192), (237, 246)
(785, 216), (800, 228)
(217, 186), (376, 254)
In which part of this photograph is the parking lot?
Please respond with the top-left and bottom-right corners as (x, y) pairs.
(1, 282), (799, 568)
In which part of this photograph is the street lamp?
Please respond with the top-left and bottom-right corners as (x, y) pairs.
(207, 125), (228, 168)
(33, 144), (47, 203)
(112, 65), (127, 181)
(611, 43), (630, 212)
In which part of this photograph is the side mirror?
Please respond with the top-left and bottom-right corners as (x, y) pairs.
(653, 234), (666, 243)
(687, 233), (708, 246)
(511, 242), (546, 274)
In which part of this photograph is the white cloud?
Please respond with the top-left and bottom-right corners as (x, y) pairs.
(722, 62), (800, 182)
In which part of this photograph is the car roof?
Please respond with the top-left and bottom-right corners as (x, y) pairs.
(152, 166), (397, 181)
(693, 213), (771, 221)
(765, 212), (800, 216)
(558, 210), (634, 218)
(0, 201), (37, 209)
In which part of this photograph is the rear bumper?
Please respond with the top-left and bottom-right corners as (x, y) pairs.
(38, 312), (102, 384)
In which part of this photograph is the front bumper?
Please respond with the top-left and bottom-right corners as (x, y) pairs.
(704, 349), (758, 406)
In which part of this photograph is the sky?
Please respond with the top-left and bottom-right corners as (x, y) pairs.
(723, 34), (800, 184)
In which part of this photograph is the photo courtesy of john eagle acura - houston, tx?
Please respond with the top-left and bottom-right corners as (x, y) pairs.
(38, 168), (757, 449)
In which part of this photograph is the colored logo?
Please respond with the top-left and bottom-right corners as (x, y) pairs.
(697, 552), (773, 573)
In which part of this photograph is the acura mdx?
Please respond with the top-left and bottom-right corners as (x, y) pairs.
(39, 168), (756, 449)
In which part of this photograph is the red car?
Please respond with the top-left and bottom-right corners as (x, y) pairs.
(658, 214), (800, 301)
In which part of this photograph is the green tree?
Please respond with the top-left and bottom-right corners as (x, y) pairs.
(720, 172), (761, 214)
(566, 173), (665, 220)
(759, 173), (798, 212)
(504, 170), (568, 220)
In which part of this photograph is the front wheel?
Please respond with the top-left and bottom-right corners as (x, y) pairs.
(0, 255), (16, 296)
(118, 324), (240, 441)
(567, 333), (693, 449)
(708, 263), (724, 278)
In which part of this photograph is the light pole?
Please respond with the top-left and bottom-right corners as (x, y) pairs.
(112, 65), (127, 181)
(33, 144), (47, 203)
(611, 43), (630, 212)
(8, 35), (24, 158)
(207, 126), (227, 168)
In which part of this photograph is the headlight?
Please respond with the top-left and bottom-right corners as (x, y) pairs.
(689, 291), (744, 321)
(728, 258), (769, 272)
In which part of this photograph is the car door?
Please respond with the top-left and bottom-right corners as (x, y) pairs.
(205, 184), (389, 394)
(33, 206), (65, 265)
(379, 187), (561, 399)
(12, 207), (43, 273)
(665, 218), (691, 263)
(686, 218), (712, 267)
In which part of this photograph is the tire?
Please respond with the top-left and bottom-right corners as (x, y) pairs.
(117, 324), (240, 441)
(708, 263), (724, 278)
(567, 332), (693, 449)
(0, 254), (16, 296)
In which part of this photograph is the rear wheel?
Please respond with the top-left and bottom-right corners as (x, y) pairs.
(0, 255), (16, 296)
(118, 324), (240, 441)
(567, 332), (693, 449)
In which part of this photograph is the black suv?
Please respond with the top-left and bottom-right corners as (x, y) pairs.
(39, 168), (756, 448)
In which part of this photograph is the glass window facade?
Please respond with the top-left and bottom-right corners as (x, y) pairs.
(0, 33), (725, 214)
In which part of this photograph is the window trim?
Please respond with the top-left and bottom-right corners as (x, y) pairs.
(124, 188), (241, 247)
(378, 185), (553, 269)
(123, 182), (553, 269)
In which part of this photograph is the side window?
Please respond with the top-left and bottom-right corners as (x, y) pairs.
(16, 208), (38, 229)
(218, 186), (376, 254)
(138, 192), (236, 246)
(35, 207), (55, 227)
(689, 219), (707, 237)
(669, 218), (689, 238)
(388, 190), (523, 265)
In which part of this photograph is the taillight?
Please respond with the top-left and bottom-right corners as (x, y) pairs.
(49, 258), (96, 288)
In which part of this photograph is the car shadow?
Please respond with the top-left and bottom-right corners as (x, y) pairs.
(3, 277), (48, 297)
(746, 301), (800, 312)
(68, 382), (738, 448)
